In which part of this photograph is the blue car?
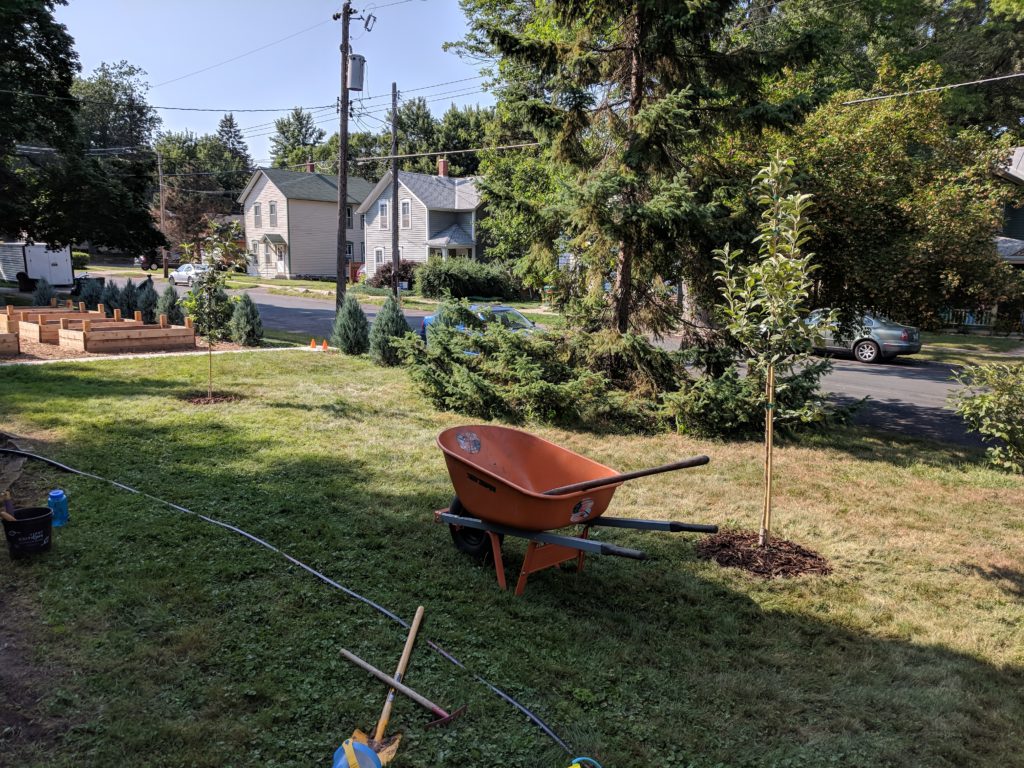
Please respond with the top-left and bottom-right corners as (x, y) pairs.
(419, 305), (535, 342)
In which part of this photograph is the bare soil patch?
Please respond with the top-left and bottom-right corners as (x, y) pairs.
(7, 338), (243, 362)
(181, 392), (243, 405)
(698, 530), (832, 578)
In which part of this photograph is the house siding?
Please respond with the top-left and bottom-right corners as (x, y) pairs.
(364, 182), (428, 279)
(288, 200), (362, 277)
(242, 175), (289, 278)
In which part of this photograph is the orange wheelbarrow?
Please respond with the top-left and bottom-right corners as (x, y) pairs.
(434, 425), (718, 595)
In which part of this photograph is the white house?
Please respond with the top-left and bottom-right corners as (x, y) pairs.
(356, 158), (482, 280)
(237, 167), (373, 279)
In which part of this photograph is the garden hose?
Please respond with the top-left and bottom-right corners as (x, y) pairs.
(0, 446), (572, 754)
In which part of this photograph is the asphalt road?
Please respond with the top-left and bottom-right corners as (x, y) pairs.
(95, 270), (980, 446)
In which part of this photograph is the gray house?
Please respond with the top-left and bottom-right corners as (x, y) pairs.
(237, 167), (373, 279)
(356, 159), (482, 280)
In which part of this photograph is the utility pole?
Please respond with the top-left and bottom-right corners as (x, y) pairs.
(390, 81), (399, 297)
(157, 150), (168, 279)
(333, 1), (353, 310)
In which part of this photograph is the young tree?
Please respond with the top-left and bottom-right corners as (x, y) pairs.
(120, 278), (139, 316)
(331, 294), (370, 354)
(99, 281), (122, 317)
(369, 295), (410, 366)
(716, 157), (835, 548)
(269, 108), (326, 168)
(182, 268), (231, 398)
(136, 278), (159, 323)
(228, 293), (263, 347)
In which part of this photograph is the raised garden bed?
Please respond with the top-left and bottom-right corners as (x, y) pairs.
(0, 332), (17, 357)
(58, 316), (195, 353)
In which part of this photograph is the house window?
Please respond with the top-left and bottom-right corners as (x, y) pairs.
(263, 242), (271, 264)
(378, 202), (388, 230)
(251, 240), (258, 255)
(346, 206), (353, 229)
(269, 201), (277, 227)
(374, 247), (384, 265)
(399, 246), (404, 259)
(401, 199), (411, 229)
(346, 241), (353, 261)
(253, 203), (262, 228)
(360, 214), (365, 230)
(360, 242), (365, 262)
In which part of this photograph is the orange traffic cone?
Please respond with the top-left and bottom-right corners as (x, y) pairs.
(321, 339), (329, 351)
(310, 338), (317, 349)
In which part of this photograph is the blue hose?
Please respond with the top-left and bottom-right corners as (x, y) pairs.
(0, 447), (573, 754)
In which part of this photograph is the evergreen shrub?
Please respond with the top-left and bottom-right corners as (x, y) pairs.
(331, 294), (369, 354)
(369, 294), (409, 366)
(228, 293), (263, 346)
(31, 278), (55, 307)
(156, 284), (184, 325)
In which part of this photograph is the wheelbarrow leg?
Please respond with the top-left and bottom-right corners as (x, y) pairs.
(489, 531), (507, 591)
(515, 540), (586, 596)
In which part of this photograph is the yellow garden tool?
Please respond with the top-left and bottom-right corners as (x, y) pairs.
(347, 605), (425, 765)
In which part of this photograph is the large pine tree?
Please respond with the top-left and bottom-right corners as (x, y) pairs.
(456, 0), (826, 333)
(216, 113), (252, 169)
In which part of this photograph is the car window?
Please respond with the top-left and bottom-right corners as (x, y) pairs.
(493, 309), (532, 330)
(862, 316), (874, 328)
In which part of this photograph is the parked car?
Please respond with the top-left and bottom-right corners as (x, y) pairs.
(135, 253), (181, 271)
(419, 305), (536, 342)
(809, 310), (921, 363)
(167, 263), (211, 287)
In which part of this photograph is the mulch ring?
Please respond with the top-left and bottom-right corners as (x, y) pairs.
(698, 530), (832, 579)
(181, 392), (243, 405)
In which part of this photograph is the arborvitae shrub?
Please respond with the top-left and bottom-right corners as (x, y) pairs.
(228, 293), (263, 346)
(369, 294), (409, 366)
(136, 279), (160, 323)
(156, 284), (184, 325)
(79, 279), (103, 310)
(99, 281), (121, 317)
(120, 278), (139, 316)
(331, 293), (369, 354)
(31, 278), (55, 307)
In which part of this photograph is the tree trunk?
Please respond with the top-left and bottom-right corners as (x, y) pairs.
(758, 365), (776, 547)
(208, 344), (213, 399)
(611, 3), (645, 335)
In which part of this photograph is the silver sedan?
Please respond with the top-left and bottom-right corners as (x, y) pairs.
(167, 263), (211, 287)
(811, 311), (922, 363)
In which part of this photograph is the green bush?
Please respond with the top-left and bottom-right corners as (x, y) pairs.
(181, 273), (232, 340)
(136, 279), (159, 323)
(78, 279), (104, 311)
(417, 258), (517, 299)
(120, 278), (139, 317)
(368, 259), (420, 291)
(331, 294), (369, 354)
(156, 284), (184, 325)
(228, 292), (263, 346)
(71, 251), (89, 270)
(953, 363), (1024, 473)
(369, 294), (410, 366)
(31, 278), (55, 307)
(99, 282), (121, 317)
(397, 300), (668, 432)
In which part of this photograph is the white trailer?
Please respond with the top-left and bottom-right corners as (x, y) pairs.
(0, 242), (74, 286)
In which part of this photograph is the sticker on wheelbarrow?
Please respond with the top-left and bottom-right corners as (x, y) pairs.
(570, 497), (595, 523)
(456, 431), (481, 453)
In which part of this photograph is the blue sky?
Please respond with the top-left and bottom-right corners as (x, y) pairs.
(55, 0), (492, 164)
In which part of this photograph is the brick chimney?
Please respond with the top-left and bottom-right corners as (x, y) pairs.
(437, 155), (448, 177)
(306, 159), (315, 173)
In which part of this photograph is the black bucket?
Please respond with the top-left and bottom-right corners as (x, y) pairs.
(3, 507), (53, 559)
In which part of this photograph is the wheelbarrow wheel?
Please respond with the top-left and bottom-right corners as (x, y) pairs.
(448, 496), (502, 562)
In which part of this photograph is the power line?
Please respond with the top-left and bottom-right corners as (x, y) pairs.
(352, 74), (484, 105)
(841, 72), (1024, 105)
(152, 20), (331, 88)
(0, 88), (334, 113)
(350, 141), (540, 164)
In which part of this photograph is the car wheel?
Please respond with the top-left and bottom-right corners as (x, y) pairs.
(853, 340), (880, 363)
(447, 496), (502, 562)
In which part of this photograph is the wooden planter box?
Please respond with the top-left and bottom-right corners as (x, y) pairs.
(58, 317), (195, 353)
(20, 308), (143, 344)
(0, 300), (86, 334)
(0, 332), (18, 357)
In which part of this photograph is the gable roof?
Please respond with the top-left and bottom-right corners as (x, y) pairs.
(356, 170), (480, 214)
(997, 147), (1024, 185)
(426, 223), (475, 247)
(237, 168), (374, 206)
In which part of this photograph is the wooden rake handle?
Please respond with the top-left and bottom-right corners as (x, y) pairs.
(542, 455), (710, 496)
(373, 605), (424, 742)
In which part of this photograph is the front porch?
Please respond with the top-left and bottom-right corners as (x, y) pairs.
(426, 223), (475, 261)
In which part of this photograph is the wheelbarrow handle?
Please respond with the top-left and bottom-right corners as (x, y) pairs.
(599, 543), (648, 560)
(542, 455), (710, 496)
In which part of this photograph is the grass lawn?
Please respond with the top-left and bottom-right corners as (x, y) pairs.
(917, 332), (1023, 367)
(1, 353), (1022, 767)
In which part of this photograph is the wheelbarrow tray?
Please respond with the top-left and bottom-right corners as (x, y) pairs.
(437, 425), (622, 531)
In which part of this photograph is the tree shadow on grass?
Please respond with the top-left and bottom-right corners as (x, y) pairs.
(5, 414), (1023, 768)
(959, 563), (1024, 601)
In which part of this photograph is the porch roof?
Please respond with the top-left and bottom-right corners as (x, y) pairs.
(425, 223), (474, 248)
(260, 233), (287, 246)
